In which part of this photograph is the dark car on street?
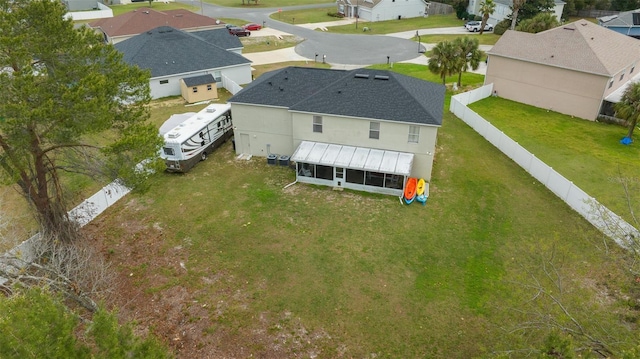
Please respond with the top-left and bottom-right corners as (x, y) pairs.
(228, 27), (250, 37)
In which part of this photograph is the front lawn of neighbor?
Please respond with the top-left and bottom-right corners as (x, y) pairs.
(86, 64), (639, 357)
(327, 13), (464, 34)
(109, 2), (198, 17)
(270, 7), (341, 24)
(204, 0), (334, 8)
(469, 96), (640, 224)
(418, 33), (501, 46)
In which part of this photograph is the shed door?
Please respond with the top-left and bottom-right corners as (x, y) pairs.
(240, 133), (250, 154)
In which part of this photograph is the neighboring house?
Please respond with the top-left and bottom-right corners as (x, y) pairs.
(115, 26), (252, 99)
(336, 0), (430, 22)
(181, 74), (218, 104)
(467, 0), (565, 25)
(64, 0), (99, 11)
(228, 67), (445, 196)
(485, 19), (640, 121)
(89, 8), (223, 44)
(598, 9), (640, 38)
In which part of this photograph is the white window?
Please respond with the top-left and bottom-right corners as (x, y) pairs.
(620, 72), (625, 81)
(631, 64), (636, 74)
(369, 122), (380, 139)
(192, 87), (198, 93)
(408, 125), (419, 143)
(207, 84), (212, 91)
(213, 71), (222, 82)
(608, 79), (614, 89)
(313, 116), (323, 133)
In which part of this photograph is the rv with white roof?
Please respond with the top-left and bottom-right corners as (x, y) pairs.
(160, 103), (232, 172)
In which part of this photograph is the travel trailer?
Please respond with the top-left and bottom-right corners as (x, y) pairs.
(160, 103), (232, 172)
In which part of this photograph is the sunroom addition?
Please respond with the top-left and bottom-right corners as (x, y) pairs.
(291, 141), (414, 196)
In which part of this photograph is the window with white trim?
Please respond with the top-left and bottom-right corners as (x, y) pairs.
(313, 116), (323, 133)
(213, 71), (222, 82)
(192, 87), (198, 93)
(207, 84), (212, 91)
(369, 122), (380, 139)
(608, 79), (614, 88)
(408, 125), (420, 143)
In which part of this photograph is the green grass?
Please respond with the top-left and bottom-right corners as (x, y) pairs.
(327, 13), (465, 34)
(269, 7), (340, 24)
(90, 64), (640, 357)
(108, 2), (199, 17)
(368, 63), (485, 90)
(469, 96), (640, 224)
(418, 33), (501, 46)
(203, 0), (334, 8)
(240, 35), (303, 53)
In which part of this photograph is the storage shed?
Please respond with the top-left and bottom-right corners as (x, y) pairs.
(181, 74), (218, 104)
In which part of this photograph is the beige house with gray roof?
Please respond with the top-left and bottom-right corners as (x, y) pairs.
(485, 19), (640, 121)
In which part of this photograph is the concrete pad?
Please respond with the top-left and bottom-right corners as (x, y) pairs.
(247, 27), (291, 38)
(243, 47), (309, 65)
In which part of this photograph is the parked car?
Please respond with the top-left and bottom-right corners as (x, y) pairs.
(224, 23), (237, 29)
(228, 26), (251, 37)
(466, 21), (493, 32)
(243, 23), (262, 31)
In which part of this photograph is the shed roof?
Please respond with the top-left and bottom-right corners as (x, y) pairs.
(229, 67), (445, 126)
(291, 141), (414, 176)
(183, 74), (215, 87)
(488, 19), (640, 76)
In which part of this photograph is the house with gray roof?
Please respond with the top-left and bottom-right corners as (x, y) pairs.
(598, 9), (640, 38)
(336, 0), (430, 22)
(115, 26), (252, 100)
(228, 66), (445, 195)
(467, 0), (564, 25)
(485, 19), (640, 120)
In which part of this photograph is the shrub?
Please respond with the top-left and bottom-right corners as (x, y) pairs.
(494, 19), (511, 35)
(327, 11), (345, 18)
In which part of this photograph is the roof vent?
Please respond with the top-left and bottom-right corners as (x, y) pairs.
(268, 81), (272, 86)
(374, 75), (389, 80)
(143, 10), (149, 14)
(354, 73), (370, 79)
(563, 27), (575, 31)
(175, 14), (183, 17)
(279, 86), (284, 91)
(206, 107), (216, 113)
(197, 116), (204, 120)
(168, 132), (180, 138)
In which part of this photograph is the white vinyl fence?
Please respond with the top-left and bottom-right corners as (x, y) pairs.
(222, 74), (243, 95)
(65, 3), (113, 21)
(450, 84), (640, 247)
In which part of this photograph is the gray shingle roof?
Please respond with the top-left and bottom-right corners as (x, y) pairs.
(488, 19), (640, 76)
(183, 74), (215, 87)
(229, 67), (445, 126)
(599, 9), (640, 27)
(115, 26), (251, 78)
(191, 28), (243, 50)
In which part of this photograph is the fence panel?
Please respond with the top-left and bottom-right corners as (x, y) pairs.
(546, 169), (572, 200)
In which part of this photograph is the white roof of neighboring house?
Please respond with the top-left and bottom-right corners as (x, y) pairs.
(291, 141), (414, 176)
(488, 19), (640, 76)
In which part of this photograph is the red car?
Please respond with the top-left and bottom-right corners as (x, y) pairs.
(243, 23), (262, 31)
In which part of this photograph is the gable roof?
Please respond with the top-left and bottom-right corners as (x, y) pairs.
(599, 8), (640, 27)
(183, 74), (215, 87)
(191, 28), (243, 50)
(488, 20), (640, 76)
(89, 8), (221, 38)
(115, 26), (251, 78)
(229, 67), (445, 126)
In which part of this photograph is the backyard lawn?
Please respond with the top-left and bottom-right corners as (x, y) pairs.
(469, 96), (640, 225)
(84, 66), (640, 357)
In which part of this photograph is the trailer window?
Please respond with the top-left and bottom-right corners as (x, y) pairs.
(163, 147), (174, 156)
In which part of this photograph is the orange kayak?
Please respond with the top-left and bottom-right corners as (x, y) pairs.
(404, 177), (417, 204)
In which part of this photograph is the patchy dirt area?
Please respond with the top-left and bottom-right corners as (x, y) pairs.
(83, 201), (339, 358)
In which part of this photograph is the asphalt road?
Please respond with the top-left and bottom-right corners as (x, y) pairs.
(184, 1), (428, 66)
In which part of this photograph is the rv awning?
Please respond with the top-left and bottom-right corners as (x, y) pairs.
(291, 141), (414, 176)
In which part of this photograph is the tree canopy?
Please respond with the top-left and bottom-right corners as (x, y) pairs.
(428, 41), (461, 85)
(0, 288), (172, 358)
(516, 12), (560, 33)
(0, 0), (163, 240)
(614, 81), (640, 140)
